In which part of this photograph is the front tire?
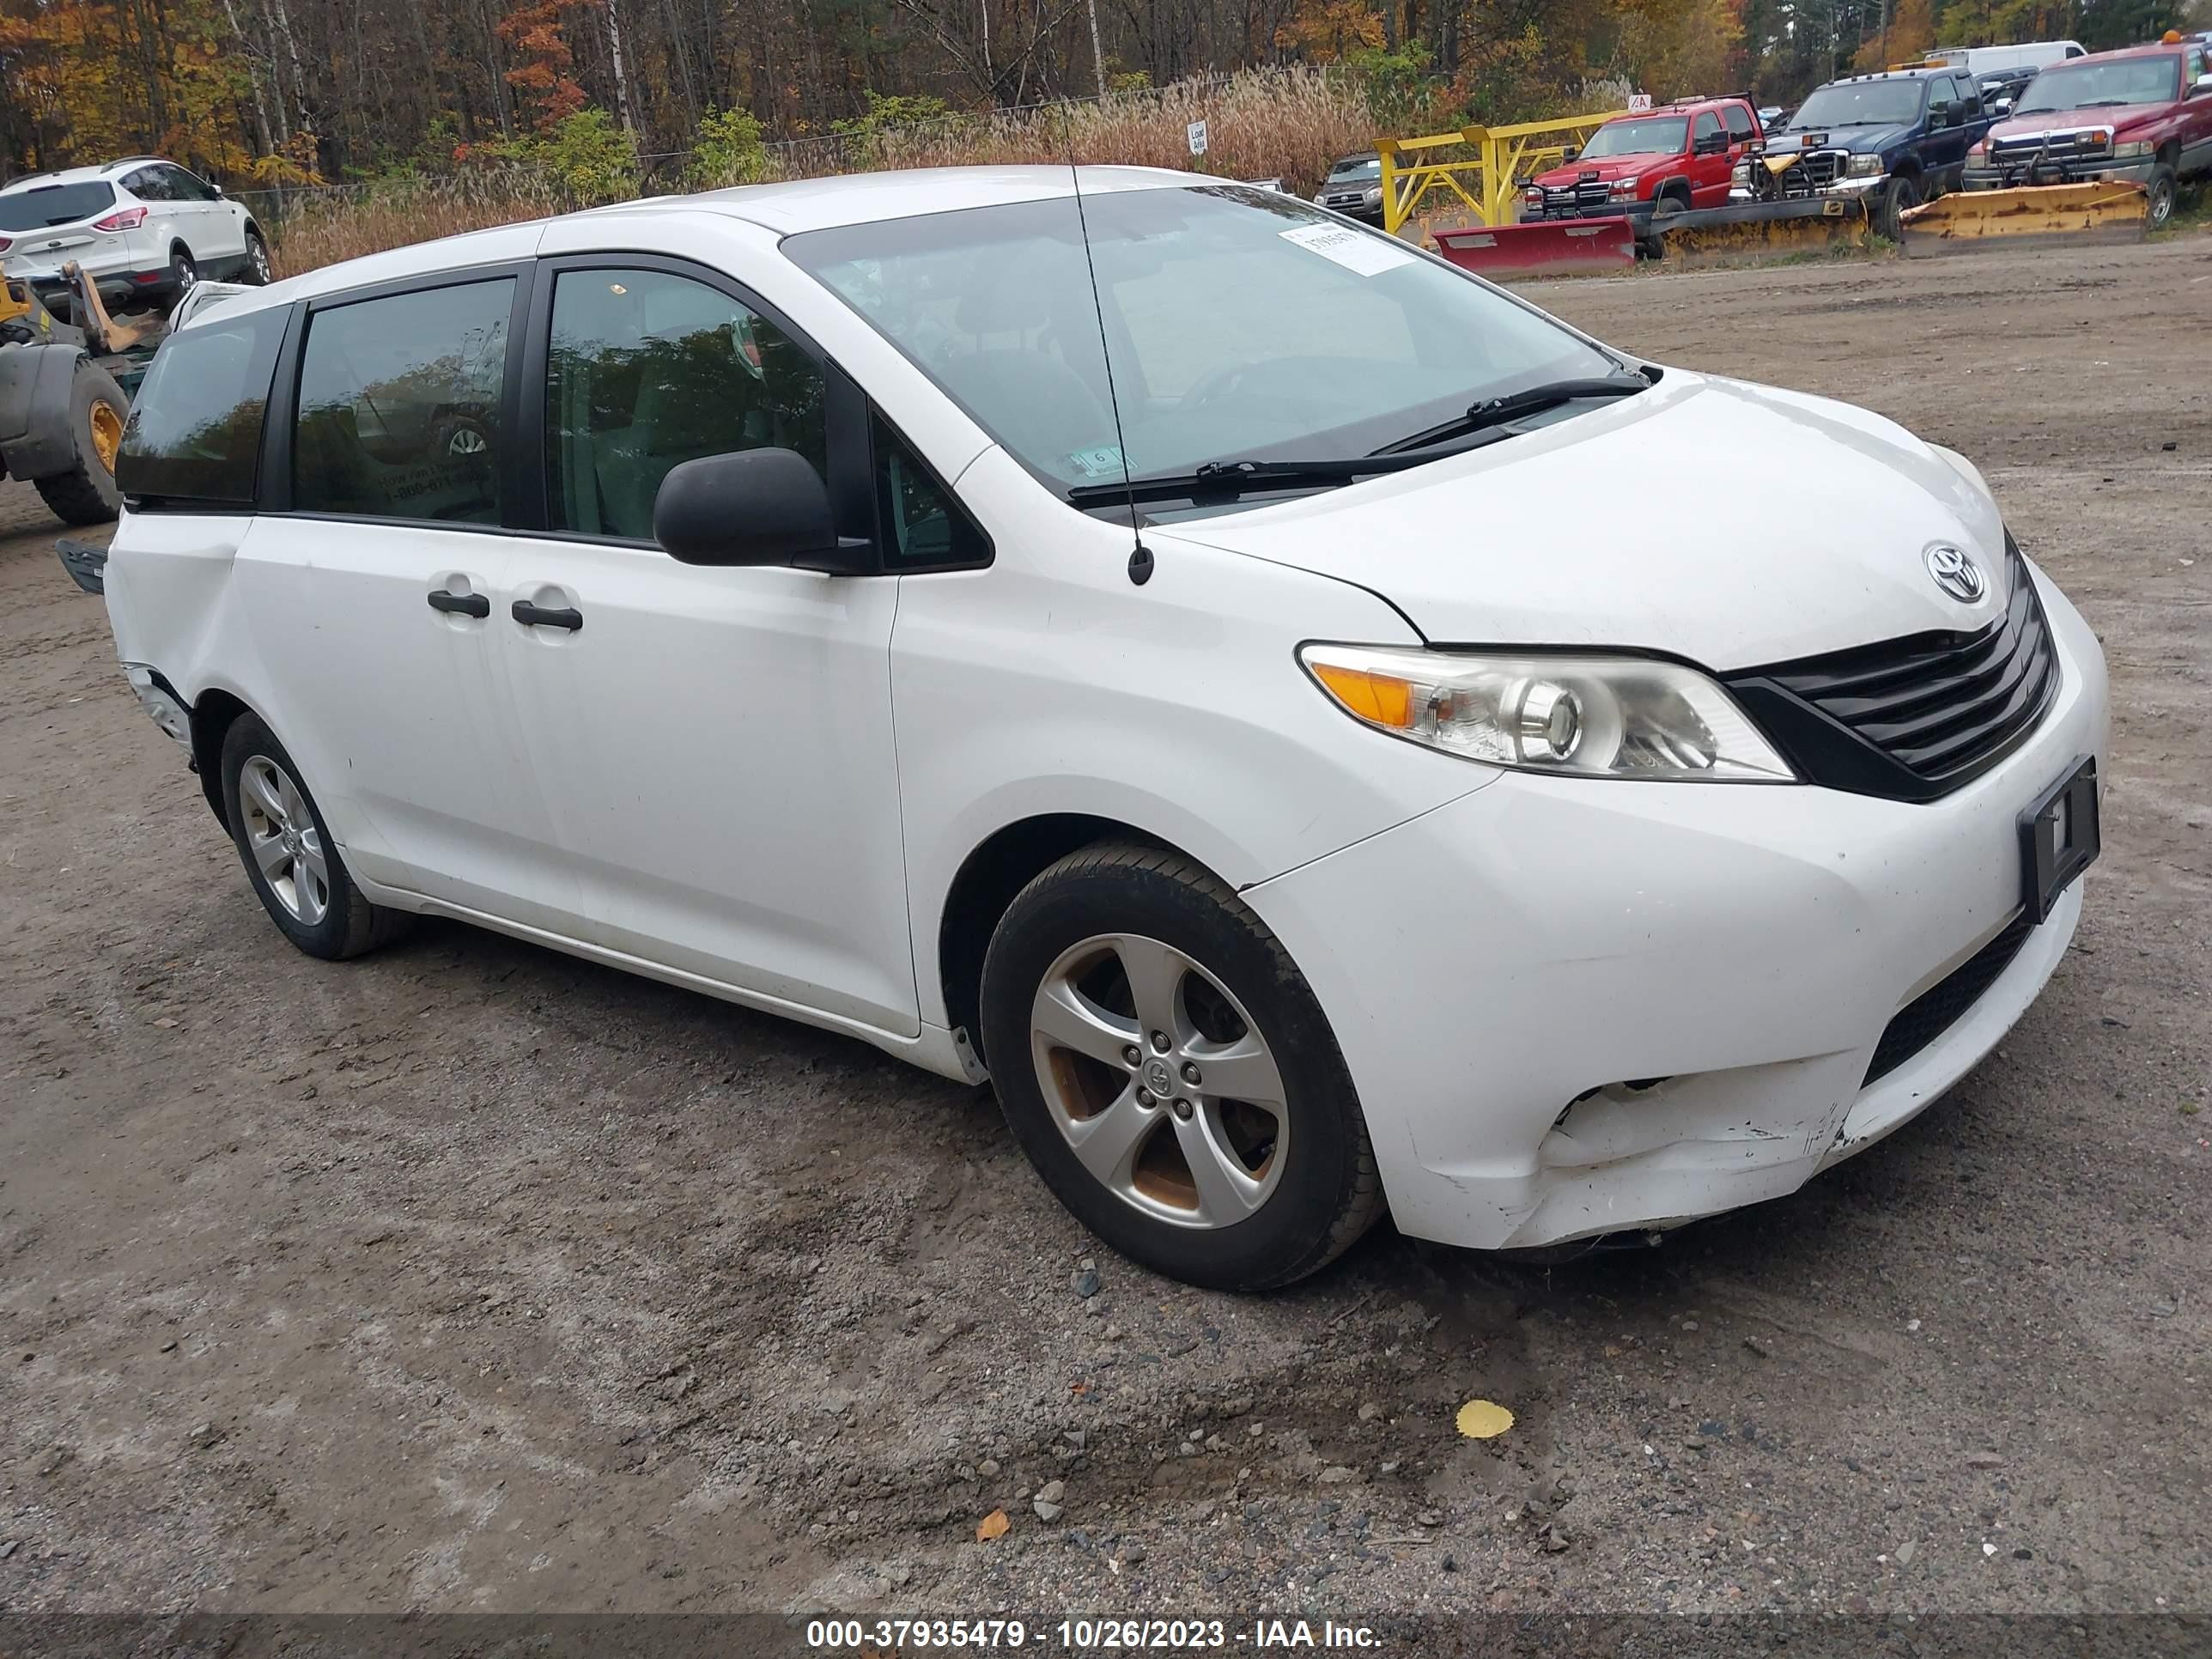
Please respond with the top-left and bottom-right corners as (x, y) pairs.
(1878, 173), (1921, 240)
(243, 228), (274, 285)
(33, 361), (127, 526)
(979, 842), (1383, 1291)
(2145, 163), (2178, 231)
(219, 714), (405, 961)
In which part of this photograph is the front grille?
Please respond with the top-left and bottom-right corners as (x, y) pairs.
(1540, 178), (1616, 216)
(1863, 913), (2035, 1085)
(1723, 538), (2059, 803)
(1795, 148), (1847, 189)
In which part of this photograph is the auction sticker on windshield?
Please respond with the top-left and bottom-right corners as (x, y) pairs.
(1279, 222), (1416, 276)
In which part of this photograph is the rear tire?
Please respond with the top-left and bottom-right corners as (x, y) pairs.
(978, 842), (1383, 1291)
(219, 714), (408, 961)
(33, 361), (127, 526)
(162, 246), (198, 315)
(2145, 164), (2178, 231)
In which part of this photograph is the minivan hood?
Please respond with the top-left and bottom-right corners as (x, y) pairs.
(1150, 372), (2009, 670)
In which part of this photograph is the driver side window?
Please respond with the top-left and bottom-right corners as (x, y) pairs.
(545, 266), (827, 542)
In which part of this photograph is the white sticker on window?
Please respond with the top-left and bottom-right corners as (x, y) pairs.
(1066, 445), (1126, 479)
(1279, 221), (1417, 276)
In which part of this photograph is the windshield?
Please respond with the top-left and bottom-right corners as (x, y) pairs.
(1580, 116), (1688, 157)
(786, 185), (1618, 499)
(1326, 157), (1381, 182)
(2017, 57), (2179, 111)
(1790, 81), (1924, 127)
(0, 181), (116, 232)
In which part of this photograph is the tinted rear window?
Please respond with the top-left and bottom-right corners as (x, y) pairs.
(117, 305), (288, 507)
(0, 181), (116, 232)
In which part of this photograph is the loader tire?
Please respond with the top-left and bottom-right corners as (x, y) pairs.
(33, 360), (128, 526)
(2146, 165), (2177, 231)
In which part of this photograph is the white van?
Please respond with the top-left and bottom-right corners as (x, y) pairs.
(101, 167), (2107, 1290)
(1933, 41), (2085, 74)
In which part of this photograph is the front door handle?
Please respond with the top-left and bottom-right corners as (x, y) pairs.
(427, 589), (489, 618)
(512, 599), (583, 632)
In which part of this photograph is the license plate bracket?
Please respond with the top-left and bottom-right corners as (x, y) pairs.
(2019, 755), (2100, 923)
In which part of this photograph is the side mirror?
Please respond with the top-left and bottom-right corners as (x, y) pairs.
(1561, 145), (1580, 162)
(2191, 74), (2212, 97)
(653, 447), (862, 571)
(1993, 97), (2014, 115)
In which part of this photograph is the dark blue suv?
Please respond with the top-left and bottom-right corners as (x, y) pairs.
(1730, 65), (1995, 236)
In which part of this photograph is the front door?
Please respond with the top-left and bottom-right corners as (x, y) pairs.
(1688, 111), (1734, 205)
(494, 258), (918, 1036)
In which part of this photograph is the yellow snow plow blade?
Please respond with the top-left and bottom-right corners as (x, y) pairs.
(1898, 182), (2149, 254)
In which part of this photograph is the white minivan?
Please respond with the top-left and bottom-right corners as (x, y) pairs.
(105, 167), (2107, 1290)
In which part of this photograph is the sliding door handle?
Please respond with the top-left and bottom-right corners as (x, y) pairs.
(512, 599), (583, 632)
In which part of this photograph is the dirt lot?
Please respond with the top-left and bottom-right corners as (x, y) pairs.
(2, 238), (2207, 1627)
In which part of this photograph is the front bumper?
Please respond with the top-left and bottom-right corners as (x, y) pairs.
(1965, 155), (2154, 190)
(1520, 198), (1658, 225)
(1243, 562), (2110, 1253)
(1729, 172), (1885, 203)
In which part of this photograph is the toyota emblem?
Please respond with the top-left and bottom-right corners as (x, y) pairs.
(1924, 544), (1986, 604)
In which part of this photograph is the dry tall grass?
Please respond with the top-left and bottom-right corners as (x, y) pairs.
(851, 69), (1372, 192)
(266, 168), (565, 277)
(266, 68), (1375, 277)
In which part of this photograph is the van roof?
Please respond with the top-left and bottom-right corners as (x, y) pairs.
(179, 164), (1206, 325)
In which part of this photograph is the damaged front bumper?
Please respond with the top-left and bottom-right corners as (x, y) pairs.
(1242, 564), (2109, 1254)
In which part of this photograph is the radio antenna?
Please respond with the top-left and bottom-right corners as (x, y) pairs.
(1059, 103), (1152, 581)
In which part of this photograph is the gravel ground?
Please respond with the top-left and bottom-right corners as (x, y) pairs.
(1, 237), (2206, 1627)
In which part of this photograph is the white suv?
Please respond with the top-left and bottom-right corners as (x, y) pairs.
(100, 168), (2106, 1291)
(0, 156), (270, 316)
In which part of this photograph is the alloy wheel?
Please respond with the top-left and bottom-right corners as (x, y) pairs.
(249, 237), (272, 282)
(1029, 933), (1289, 1229)
(239, 754), (330, 925)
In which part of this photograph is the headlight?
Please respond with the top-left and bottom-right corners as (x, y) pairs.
(2111, 139), (2153, 158)
(1364, 185), (1383, 204)
(1300, 645), (1796, 782)
(1730, 161), (1751, 184)
(1967, 141), (1986, 161)
(1846, 153), (1883, 177)
(1609, 177), (1640, 198)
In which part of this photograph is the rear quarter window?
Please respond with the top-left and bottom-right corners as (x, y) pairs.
(116, 303), (288, 507)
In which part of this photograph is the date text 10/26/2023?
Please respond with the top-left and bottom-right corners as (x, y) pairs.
(805, 1618), (1384, 1650)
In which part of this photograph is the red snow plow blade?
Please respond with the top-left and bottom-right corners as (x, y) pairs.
(1430, 218), (1638, 281)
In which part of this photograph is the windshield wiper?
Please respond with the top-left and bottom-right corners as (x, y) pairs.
(1370, 373), (1651, 457)
(1064, 437), (1516, 508)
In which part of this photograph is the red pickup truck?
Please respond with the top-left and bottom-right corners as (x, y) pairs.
(1520, 95), (1763, 229)
(1965, 36), (2212, 228)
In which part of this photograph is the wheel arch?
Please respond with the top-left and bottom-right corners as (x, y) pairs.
(189, 687), (253, 830)
(938, 812), (1218, 1066)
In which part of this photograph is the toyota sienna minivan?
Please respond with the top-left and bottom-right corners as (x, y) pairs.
(104, 167), (2106, 1290)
